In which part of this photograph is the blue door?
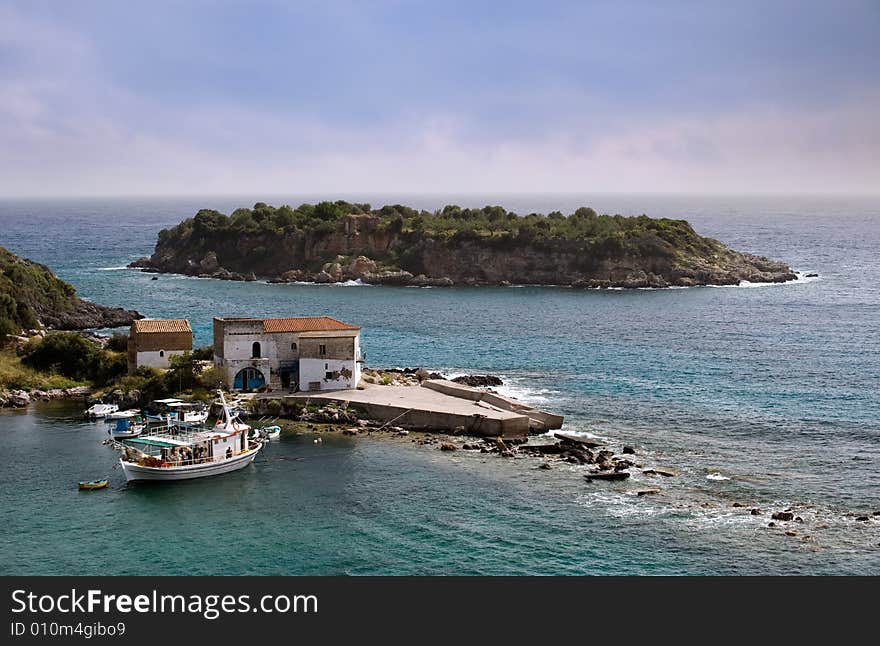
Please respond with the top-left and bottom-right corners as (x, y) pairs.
(234, 368), (265, 391)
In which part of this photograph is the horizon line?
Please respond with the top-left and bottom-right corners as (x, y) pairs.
(1, 191), (879, 202)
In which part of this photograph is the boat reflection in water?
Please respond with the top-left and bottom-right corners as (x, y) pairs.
(118, 390), (261, 482)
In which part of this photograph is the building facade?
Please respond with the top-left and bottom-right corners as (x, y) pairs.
(213, 316), (362, 392)
(127, 319), (193, 374)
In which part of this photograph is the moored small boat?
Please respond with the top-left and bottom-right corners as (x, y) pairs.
(108, 417), (144, 439)
(144, 399), (209, 426)
(253, 425), (281, 440)
(106, 408), (141, 420)
(84, 403), (119, 419)
(79, 479), (109, 490)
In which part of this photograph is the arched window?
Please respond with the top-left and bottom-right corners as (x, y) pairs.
(291, 342), (297, 351)
(252, 342), (261, 358)
(159, 350), (164, 357)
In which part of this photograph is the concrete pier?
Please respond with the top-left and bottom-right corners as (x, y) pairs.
(281, 379), (563, 439)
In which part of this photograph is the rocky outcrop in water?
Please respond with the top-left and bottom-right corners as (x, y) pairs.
(131, 202), (798, 288)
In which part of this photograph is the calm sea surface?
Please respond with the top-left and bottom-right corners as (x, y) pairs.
(1, 194), (878, 575)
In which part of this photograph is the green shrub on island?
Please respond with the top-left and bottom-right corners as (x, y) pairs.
(172, 201), (706, 255)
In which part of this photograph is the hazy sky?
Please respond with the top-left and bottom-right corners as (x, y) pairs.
(1, 0), (878, 197)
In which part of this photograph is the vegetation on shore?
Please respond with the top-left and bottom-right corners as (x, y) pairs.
(0, 247), (75, 337)
(1, 330), (217, 407)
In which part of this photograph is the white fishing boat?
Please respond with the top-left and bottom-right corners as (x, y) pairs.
(119, 390), (260, 482)
(108, 417), (144, 439)
(144, 399), (209, 426)
(106, 408), (141, 420)
(254, 425), (281, 440)
(84, 403), (119, 419)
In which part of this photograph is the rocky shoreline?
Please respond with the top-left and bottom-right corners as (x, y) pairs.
(266, 402), (879, 543)
(131, 251), (798, 289)
(36, 299), (142, 331)
(0, 385), (92, 408)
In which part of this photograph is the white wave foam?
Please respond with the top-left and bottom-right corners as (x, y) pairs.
(492, 381), (555, 406)
(444, 373), (558, 407)
(274, 279), (371, 287)
(96, 266), (130, 271)
(707, 271), (820, 289)
(705, 473), (731, 481)
(577, 491), (670, 519)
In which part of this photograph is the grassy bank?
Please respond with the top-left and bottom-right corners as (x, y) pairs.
(1, 332), (218, 407)
(0, 349), (85, 391)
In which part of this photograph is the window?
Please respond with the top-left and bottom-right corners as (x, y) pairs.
(252, 341), (261, 358)
(325, 363), (328, 369)
(319, 344), (326, 355)
(291, 342), (297, 351)
(325, 372), (334, 380)
(159, 350), (164, 357)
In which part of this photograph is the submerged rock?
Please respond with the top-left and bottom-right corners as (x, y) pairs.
(771, 511), (794, 521)
(643, 468), (678, 477)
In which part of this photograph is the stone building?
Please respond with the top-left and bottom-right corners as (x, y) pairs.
(127, 319), (193, 374)
(213, 316), (362, 392)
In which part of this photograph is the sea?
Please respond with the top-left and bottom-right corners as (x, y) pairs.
(0, 194), (878, 575)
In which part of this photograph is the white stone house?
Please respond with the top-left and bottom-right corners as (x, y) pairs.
(127, 319), (193, 374)
(213, 316), (362, 392)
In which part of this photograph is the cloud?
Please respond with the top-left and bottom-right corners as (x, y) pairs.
(0, 2), (878, 196)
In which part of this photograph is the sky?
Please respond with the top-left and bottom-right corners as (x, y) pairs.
(1, 0), (878, 197)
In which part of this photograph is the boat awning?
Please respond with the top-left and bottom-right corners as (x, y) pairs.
(127, 437), (190, 448)
(154, 398), (185, 404)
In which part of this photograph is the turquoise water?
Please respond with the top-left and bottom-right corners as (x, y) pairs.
(1, 194), (878, 574)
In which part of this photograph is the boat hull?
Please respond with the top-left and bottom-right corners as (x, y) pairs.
(110, 431), (142, 439)
(119, 444), (261, 482)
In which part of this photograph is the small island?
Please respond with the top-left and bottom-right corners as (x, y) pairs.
(130, 201), (797, 288)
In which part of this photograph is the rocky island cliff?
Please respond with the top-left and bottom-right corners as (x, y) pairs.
(130, 201), (797, 288)
(0, 246), (142, 336)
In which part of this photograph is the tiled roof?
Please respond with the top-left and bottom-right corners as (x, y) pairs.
(262, 316), (360, 333)
(132, 319), (192, 334)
